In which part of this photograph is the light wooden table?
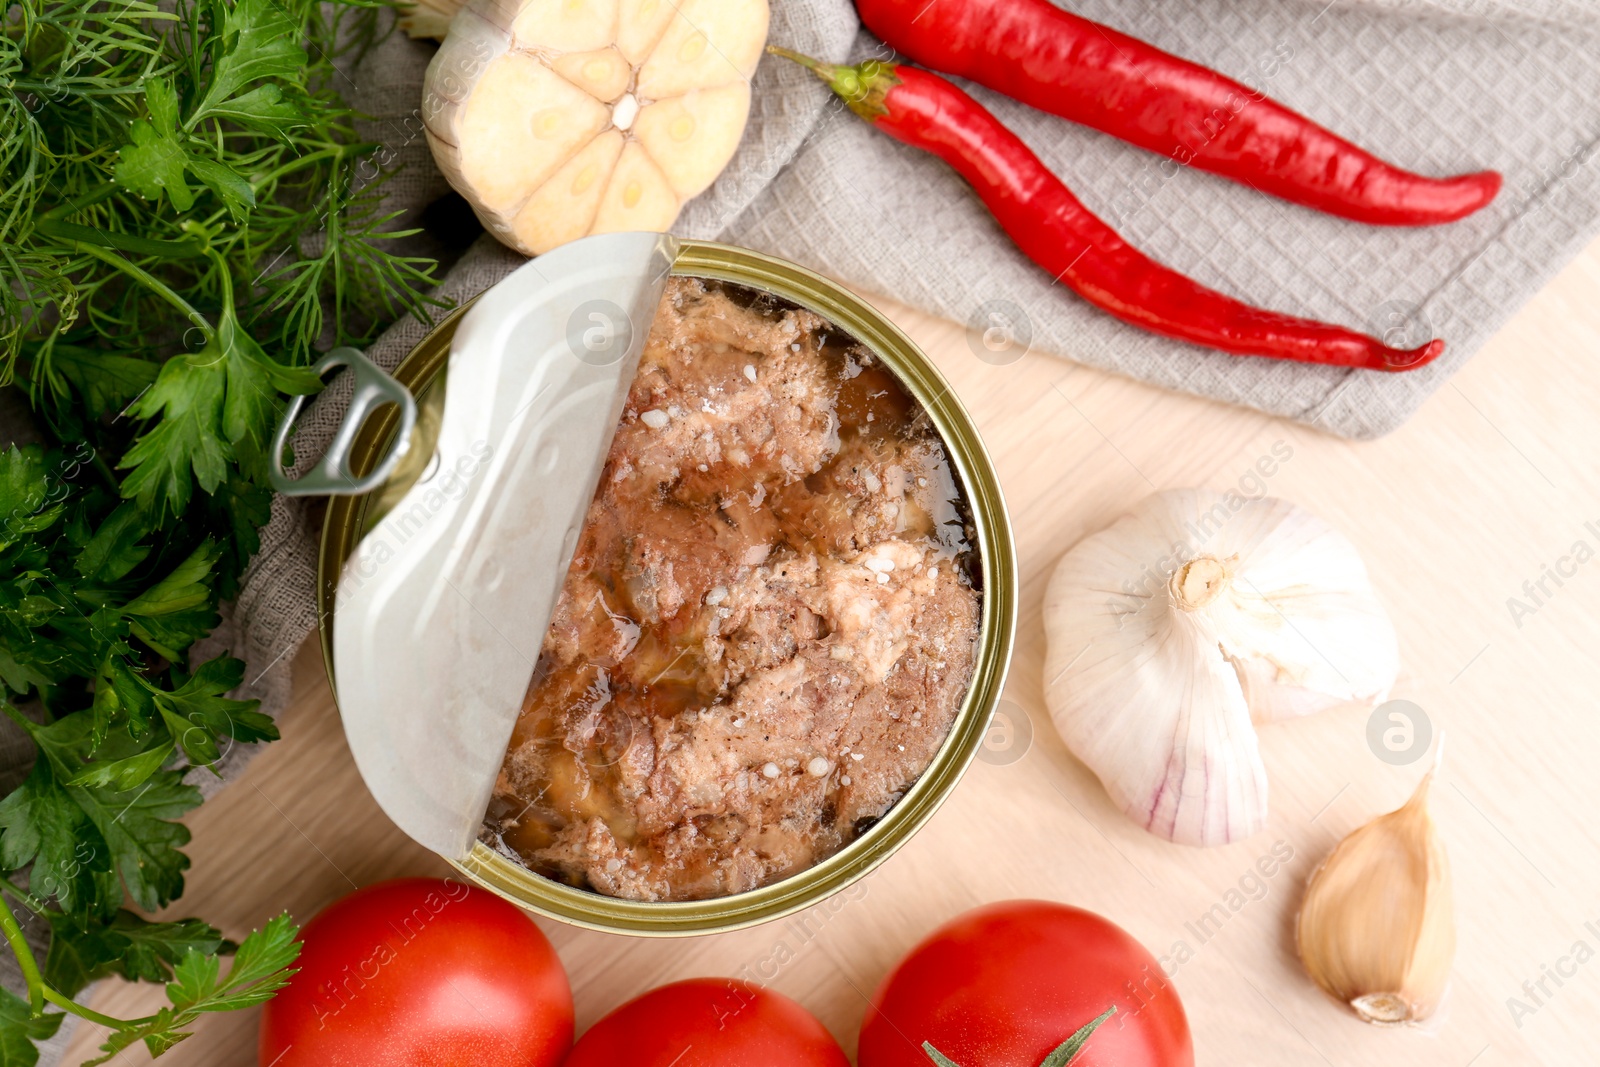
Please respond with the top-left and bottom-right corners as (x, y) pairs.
(66, 235), (1600, 1067)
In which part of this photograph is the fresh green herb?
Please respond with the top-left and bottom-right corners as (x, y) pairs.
(74, 914), (302, 1065)
(0, 0), (441, 1060)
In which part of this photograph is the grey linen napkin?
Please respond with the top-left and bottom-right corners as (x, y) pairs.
(731, 0), (1600, 439)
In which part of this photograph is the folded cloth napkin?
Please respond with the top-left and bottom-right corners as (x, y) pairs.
(728, 0), (1600, 439)
(1346, 0), (1593, 27)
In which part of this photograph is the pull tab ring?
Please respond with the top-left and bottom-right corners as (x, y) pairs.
(269, 347), (417, 497)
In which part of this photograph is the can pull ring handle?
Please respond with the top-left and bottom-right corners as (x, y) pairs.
(269, 347), (417, 497)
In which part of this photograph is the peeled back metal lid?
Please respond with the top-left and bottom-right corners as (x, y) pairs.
(314, 231), (678, 860)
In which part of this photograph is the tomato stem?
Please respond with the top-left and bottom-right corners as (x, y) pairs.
(1040, 1005), (1116, 1067)
(921, 1003), (1117, 1067)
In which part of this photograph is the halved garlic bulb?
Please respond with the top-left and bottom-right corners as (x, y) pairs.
(421, 0), (768, 255)
(1042, 490), (1399, 846)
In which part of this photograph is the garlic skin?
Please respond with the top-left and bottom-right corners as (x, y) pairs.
(1042, 490), (1398, 846)
(1296, 771), (1454, 1025)
(399, 0), (463, 39)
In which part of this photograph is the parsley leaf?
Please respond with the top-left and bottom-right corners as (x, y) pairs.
(158, 656), (278, 767)
(206, 473), (271, 600)
(217, 286), (324, 480)
(86, 914), (300, 1065)
(75, 501), (152, 583)
(118, 261), (321, 517)
(68, 771), (199, 913)
(122, 540), (222, 660)
(45, 346), (158, 423)
(65, 733), (173, 792)
(0, 0), (432, 1058)
(117, 352), (231, 516)
(0, 447), (64, 550)
(88, 650), (159, 744)
(0, 989), (63, 1067)
(171, 913), (300, 1012)
(202, 82), (304, 138)
(191, 0), (305, 121)
(114, 80), (194, 213)
(0, 758), (113, 916)
(45, 911), (224, 997)
(185, 158), (256, 223)
(6, 703), (203, 912)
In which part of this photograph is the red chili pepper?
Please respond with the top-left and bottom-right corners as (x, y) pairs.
(770, 49), (1442, 371)
(854, 0), (1501, 226)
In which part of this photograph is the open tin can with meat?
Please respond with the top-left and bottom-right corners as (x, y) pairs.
(294, 233), (1015, 935)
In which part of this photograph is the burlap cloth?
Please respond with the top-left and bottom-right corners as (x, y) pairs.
(11, 0), (1600, 1061)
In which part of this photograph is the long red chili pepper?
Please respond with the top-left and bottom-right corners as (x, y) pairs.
(854, 0), (1501, 226)
(770, 49), (1443, 371)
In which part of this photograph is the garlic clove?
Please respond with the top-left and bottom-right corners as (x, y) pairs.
(510, 0), (619, 54)
(1296, 770), (1454, 1025)
(450, 51), (611, 216)
(615, 0), (679, 65)
(508, 129), (625, 255)
(550, 47), (634, 102)
(634, 84), (753, 198)
(1043, 490), (1400, 846)
(591, 140), (681, 235)
(636, 0), (767, 97)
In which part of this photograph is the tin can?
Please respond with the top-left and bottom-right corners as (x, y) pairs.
(316, 240), (1016, 935)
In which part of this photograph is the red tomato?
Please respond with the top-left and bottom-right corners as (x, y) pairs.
(858, 900), (1193, 1067)
(564, 978), (850, 1067)
(258, 878), (573, 1067)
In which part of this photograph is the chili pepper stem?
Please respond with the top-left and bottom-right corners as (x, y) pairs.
(767, 46), (899, 121)
(766, 45), (829, 75)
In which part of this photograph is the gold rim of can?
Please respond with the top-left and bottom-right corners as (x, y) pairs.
(317, 240), (1017, 936)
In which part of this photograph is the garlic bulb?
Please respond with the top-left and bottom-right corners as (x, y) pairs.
(1296, 769), (1454, 1024)
(1042, 490), (1398, 846)
(398, 0), (462, 39)
(422, 0), (768, 255)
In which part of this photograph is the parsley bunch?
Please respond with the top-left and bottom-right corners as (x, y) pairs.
(0, 0), (441, 1061)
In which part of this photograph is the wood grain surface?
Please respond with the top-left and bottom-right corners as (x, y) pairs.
(64, 234), (1600, 1067)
